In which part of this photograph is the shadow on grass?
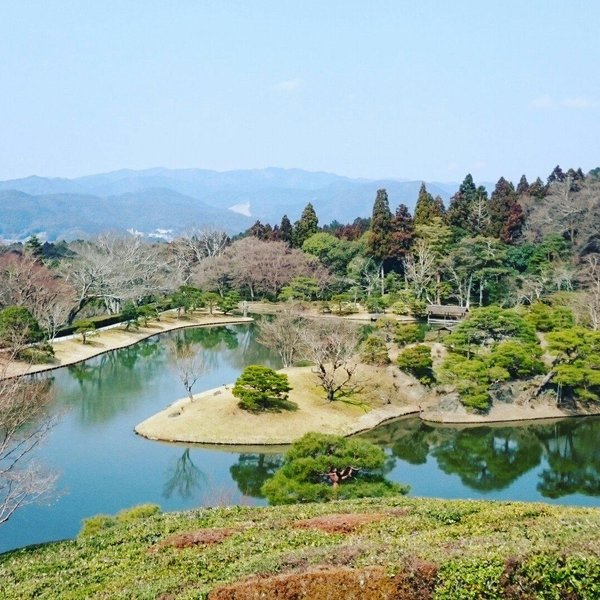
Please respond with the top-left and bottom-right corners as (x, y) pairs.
(239, 398), (299, 413)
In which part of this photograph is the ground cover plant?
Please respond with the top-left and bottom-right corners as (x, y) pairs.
(2, 496), (600, 598)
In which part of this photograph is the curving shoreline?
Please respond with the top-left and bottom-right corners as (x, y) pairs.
(0, 312), (253, 380)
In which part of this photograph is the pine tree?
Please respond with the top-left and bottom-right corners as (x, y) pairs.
(293, 203), (319, 248)
(24, 235), (43, 259)
(279, 215), (293, 245)
(413, 183), (436, 226)
(516, 174), (530, 195)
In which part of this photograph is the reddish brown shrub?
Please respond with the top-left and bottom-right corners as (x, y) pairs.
(150, 527), (237, 552)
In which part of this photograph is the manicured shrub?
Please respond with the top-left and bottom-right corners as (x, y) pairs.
(397, 344), (434, 384)
(233, 365), (295, 412)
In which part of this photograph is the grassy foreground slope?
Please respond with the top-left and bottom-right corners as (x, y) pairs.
(2, 497), (600, 599)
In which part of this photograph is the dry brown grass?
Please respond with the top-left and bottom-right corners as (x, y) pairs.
(150, 527), (239, 552)
(208, 563), (439, 600)
(292, 512), (386, 535)
(136, 363), (430, 445)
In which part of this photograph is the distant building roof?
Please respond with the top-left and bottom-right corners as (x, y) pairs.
(426, 304), (469, 317)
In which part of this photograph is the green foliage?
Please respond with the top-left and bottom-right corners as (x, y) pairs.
(293, 202), (319, 248)
(360, 335), (390, 365)
(367, 188), (393, 262)
(5, 496), (600, 599)
(394, 323), (425, 346)
(217, 291), (240, 314)
(233, 365), (295, 412)
(73, 319), (96, 344)
(203, 291), (220, 315)
(487, 340), (546, 379)
(438, 354), (491, 411)
(446, 306), (536, 356)
(302, 232), (360, 276)
(397, 344), (434, 384)
(525, 302), (574, 332)
(116, 504), (161, 523)
(279, 276), (321, 301)
(0, 306), (44, 346)
(16, 342), (55, 363)
(171, 285), (204, 314)
(547, 327), (600, 401)
(120, 302), (139, 330)
(262, 432), (407, 505)
(78, 514), (116, 538)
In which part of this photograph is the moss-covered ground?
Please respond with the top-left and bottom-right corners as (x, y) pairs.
(2, 496), (600, 599)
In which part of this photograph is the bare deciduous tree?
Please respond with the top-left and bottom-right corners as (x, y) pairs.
(0, 253), (75, 338)
(300, 320), (361, 401)
(167, 337), (207, 401)
(403, 239), (437, 303)
(257, 307), (306, 368)
(583, 254), (600, 330)
(0, 355), (58, 524)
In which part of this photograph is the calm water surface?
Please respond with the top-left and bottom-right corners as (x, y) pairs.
(1, 323), (599, 553)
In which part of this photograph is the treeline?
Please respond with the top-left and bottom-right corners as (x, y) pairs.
(0, 165), (599, 353)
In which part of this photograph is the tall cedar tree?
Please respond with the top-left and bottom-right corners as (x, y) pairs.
(516, 174), (530, 195)
(432, 195), (446, 218)
(368, 189), (394, 265)
(389, 203), (414, 268)
(446, 173), (478, 232)
(487, 177), (521, 241)
(413, 183), (437, 226)
(488, 177), (524, 243)
(293, 203), (319, 248)
(547, 165), (565, 184)
(528, 177), (547, 199)
(279, 215), (293, 246)
(248, 220), (271, 240)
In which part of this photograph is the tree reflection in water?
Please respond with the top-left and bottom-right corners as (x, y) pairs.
(163, 448), (207, 500)
(230, 454), (284, 498)
(535, 420), (600, 498)
(360, 416), (600, 499)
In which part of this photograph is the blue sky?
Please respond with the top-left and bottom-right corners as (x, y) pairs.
(1, 1), (598, 183)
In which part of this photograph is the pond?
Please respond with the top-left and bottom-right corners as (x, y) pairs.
(1, 323), (599, 553)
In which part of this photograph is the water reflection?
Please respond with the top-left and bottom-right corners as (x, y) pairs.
(230, 454), (284, 498)
(163, 448), (208, 500)
(361, 417), (600, 500)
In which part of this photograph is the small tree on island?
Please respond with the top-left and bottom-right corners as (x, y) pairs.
(262, 432), (408, 504)
(232, 365), (295, 412)
(300, 320), (361, 401)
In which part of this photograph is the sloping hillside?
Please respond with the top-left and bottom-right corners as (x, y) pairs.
(2, 496), (599, 598)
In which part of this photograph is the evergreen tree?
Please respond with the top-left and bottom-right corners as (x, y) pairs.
(528, 177), (547, 199)
(389, 203), (414, 266)
(367, 189), (393, 263)
(432, 195), (446, 218)
(446, 173), (478, 232)
(292, 203), (319, 248)
(547, 165), (565, 184)
(516, 174), (530, 195)
(487, 177), (518, 239)
(413, 183), (436, 226)
(248, 220), (270, 240)
(279, 214), (293, 245)
(24, 235), (43, 259)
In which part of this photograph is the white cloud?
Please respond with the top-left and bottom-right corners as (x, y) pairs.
(271, 78), (303, 94)
(529, 95), (555, 109)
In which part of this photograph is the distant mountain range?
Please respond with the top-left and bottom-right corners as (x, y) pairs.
(0, 167), (462, 242)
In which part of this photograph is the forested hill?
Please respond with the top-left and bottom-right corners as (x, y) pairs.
(0, 168), (453, 241)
